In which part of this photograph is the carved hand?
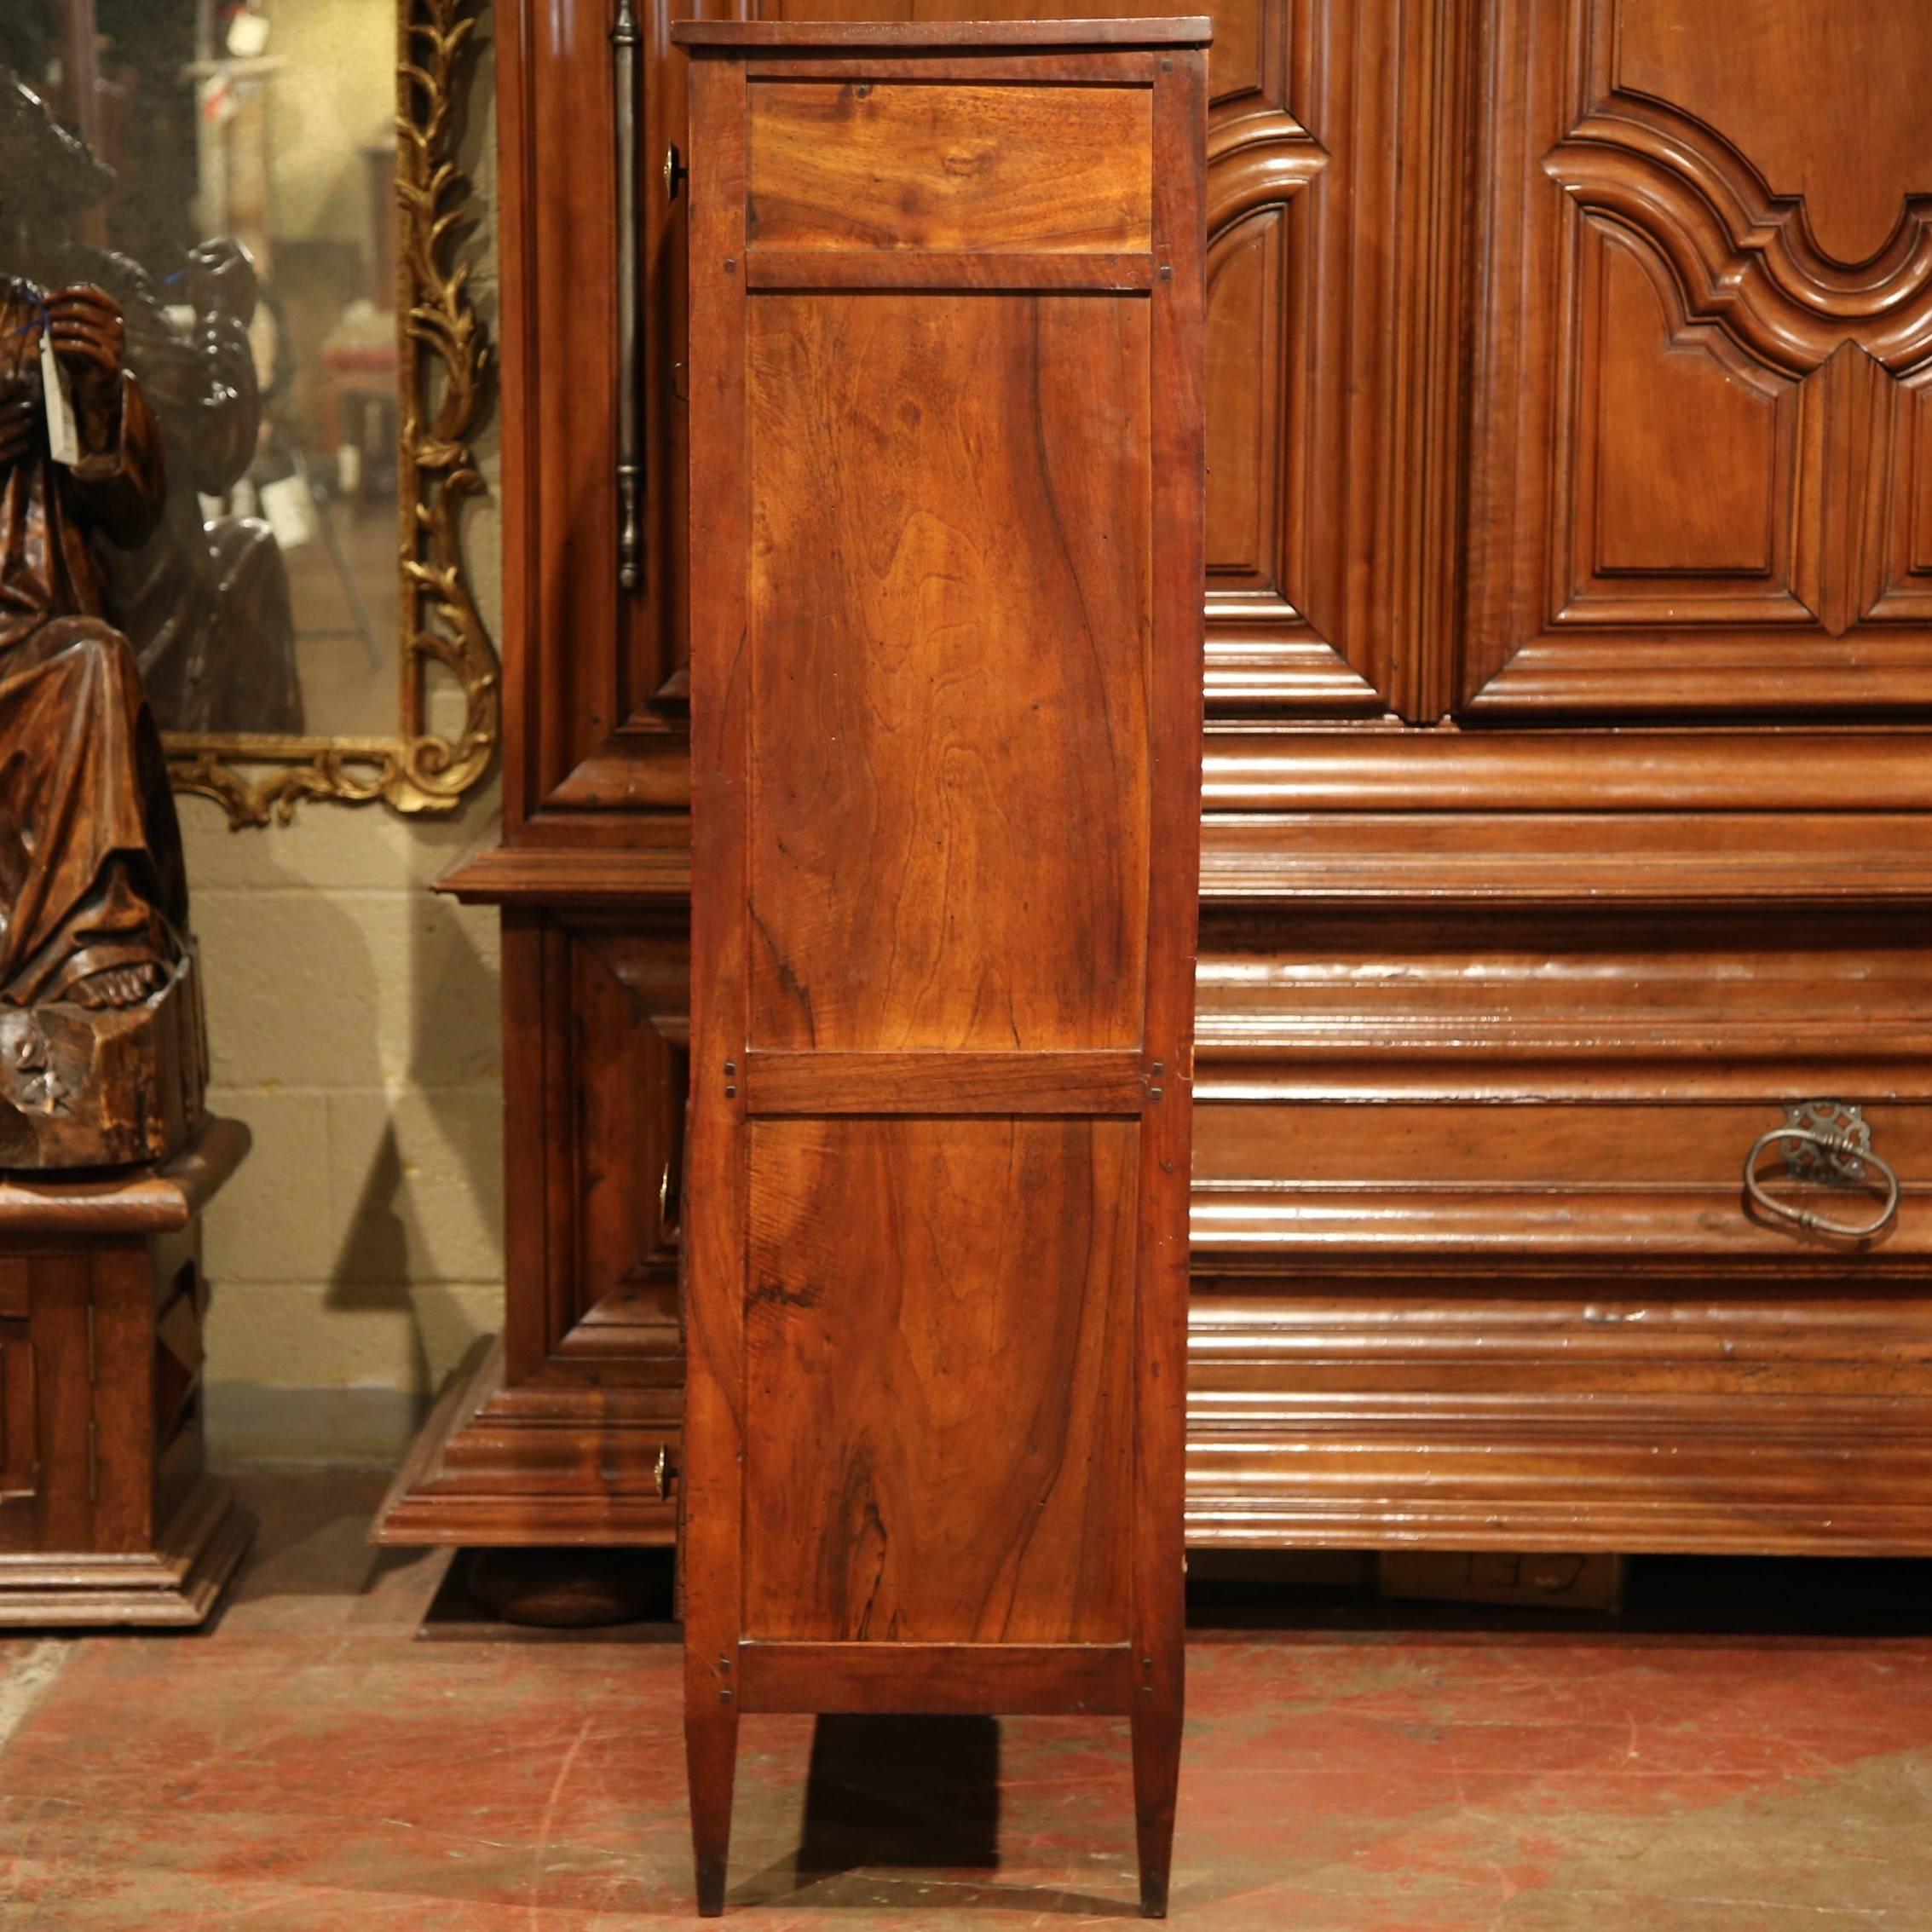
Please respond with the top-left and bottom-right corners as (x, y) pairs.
(43, 283), (127, 421)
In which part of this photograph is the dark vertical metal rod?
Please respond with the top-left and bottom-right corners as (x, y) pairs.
(614, 0), (643, 591)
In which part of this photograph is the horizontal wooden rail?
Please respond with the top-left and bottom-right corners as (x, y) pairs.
(743, 250), (1156, 291)
(737, 1641), (1135, 1714)
(741, 1048), (1150, 1114)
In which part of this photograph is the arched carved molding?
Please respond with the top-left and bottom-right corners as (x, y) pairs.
(1587, 213), (1802, 407)
(1550, 131), (1932, 378)
(1576, 100), (1932, 291)
(1208, 112), (1326, 239)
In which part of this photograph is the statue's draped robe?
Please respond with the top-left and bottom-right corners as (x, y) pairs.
(0, 300), (183, 1006)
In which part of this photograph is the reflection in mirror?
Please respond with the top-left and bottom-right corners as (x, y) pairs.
(0, 0), (401, 740)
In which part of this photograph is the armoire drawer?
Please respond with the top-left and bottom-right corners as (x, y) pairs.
(1191, 1099), (1926, 1260)
(1190, 910), (1932, 1266)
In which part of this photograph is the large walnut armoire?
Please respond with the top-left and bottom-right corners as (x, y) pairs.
(379, 0), (1932, 1560)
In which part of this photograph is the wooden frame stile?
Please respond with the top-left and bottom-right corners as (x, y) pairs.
(673, 19), (1209, 1918)
(1134, 41), (1210, 1893)
(680, 43), (752, 1918)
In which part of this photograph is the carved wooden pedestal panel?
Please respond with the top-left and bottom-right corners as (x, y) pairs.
(0, 1119), (251, 1626)
(386, 0), (1932, 1578)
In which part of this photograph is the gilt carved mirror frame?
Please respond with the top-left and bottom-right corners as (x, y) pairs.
(164, 0), (497, 827)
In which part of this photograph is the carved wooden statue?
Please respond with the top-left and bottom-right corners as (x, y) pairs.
(0, 72), (302, 736)
(0, 232), (205, 1167)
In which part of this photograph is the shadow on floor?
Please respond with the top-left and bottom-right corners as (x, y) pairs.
(730, 1712), (1136, 1917)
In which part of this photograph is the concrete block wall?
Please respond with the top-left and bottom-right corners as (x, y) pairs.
(182, 798), (505, 1466)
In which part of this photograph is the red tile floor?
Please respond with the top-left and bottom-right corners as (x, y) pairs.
(4, 1474), (1932, 1929)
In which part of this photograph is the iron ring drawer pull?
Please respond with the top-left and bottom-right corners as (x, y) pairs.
(1745, 1106), (1901, 1242)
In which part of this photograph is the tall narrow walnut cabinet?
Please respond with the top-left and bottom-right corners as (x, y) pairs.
(672, 18), (1208, 1917)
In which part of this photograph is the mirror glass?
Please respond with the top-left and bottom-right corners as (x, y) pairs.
(0, 0), (399, 739)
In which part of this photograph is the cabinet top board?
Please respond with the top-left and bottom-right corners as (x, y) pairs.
(671, 17), (1211, 49)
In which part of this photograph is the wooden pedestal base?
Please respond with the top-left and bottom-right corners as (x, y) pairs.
(0, 1118), (251, 1629)
(0, 1474), (252, 1627)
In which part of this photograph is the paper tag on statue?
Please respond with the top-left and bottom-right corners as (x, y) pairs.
(258, 472), (315, 551)
(39, 327), (79, 466)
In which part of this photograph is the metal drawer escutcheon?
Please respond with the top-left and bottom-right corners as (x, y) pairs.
(1744, 1101), (1901, 1241)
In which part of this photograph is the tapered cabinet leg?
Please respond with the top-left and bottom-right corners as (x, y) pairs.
(686, 1698), (740, 1916)
(1131, 1692), (1182, 1918)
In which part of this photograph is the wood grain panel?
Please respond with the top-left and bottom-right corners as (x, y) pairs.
(1200, 0), (1475, 717)
(1205, 207), (1284, 584)
(27, 1254), (91, 1554)
(748, 81), (1151, 251)
(678, 30), (1201, 1905)
(742, 1116), (1139, 1643)
(0, 1315), (33, 1551)
(746, 291), (1151, 1051)
(1588, 228), (1782, 579)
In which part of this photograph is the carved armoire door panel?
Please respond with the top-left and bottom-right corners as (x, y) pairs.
(505, 920), (686, 1383)
(560, 927), (684, 1347)
(641, 0), (1463, 724)
(1462, 0), (1932, 717)
(497, 0), (689, 826)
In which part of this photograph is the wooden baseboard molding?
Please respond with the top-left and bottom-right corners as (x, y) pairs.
(378, 1307), (1932, 1559)
(372, 1336), (680, 1547)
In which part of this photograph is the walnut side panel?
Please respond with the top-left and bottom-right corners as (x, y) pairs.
(742, 1116), (1139, 1643)
(745, 290), (1152, 1052)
